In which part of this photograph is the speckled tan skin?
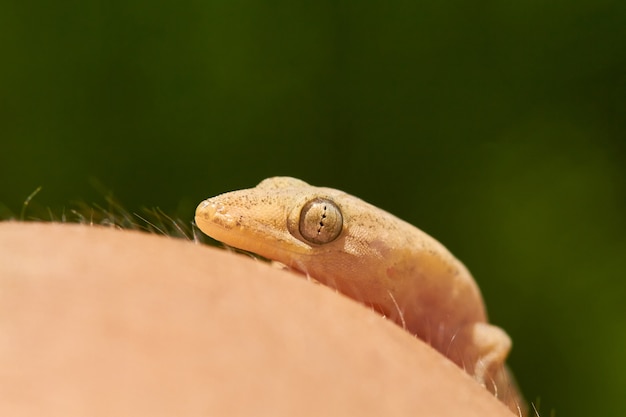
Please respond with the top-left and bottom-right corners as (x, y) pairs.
(196, 177), (524, 414)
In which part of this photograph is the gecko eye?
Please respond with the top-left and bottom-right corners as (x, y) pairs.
(298, 198), (343, 245)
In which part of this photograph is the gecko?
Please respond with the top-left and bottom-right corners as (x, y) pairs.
(195, 176), (525, 415)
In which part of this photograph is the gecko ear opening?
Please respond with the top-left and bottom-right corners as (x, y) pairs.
(295, 198), (343, 245)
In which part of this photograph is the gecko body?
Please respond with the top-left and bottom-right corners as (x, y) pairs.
(195, 177), (523, 414)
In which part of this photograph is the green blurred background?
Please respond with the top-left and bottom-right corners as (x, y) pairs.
(2, 1), (625, 415)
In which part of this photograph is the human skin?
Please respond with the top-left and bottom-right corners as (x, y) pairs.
(0, 222), (516, 417)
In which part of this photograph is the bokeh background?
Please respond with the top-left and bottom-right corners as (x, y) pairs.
(2, 1), (625, 416)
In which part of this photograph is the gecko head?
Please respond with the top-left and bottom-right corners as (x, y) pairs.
(194, 177), (377, 264)
(195, 178), (395, 317)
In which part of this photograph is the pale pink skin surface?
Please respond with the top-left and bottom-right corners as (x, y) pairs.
(195, 177), (524, 414)
(0, 221), (518, 417)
